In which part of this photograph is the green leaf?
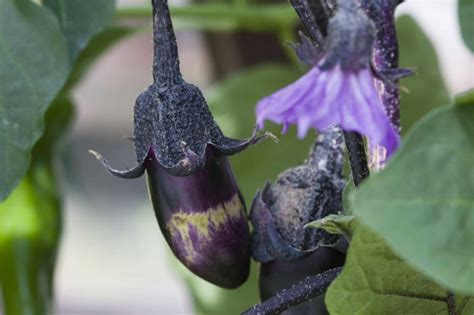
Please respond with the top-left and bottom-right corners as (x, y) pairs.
(0, 0), (70, 201)
(397, 15), (451, 133)
(43, 0), (116, 61)
(32, 94), (75, 165)
(352, 105), (474, 294)
(0, 161), (62, 315)
(326, 226), (472, 314)
(305, 214), (357, 237)
(455, 88), (474, 106)
(458, 0), (474, 52)
(116, 4), (298, 33)
(64, 26), (135, 90)
(206, 63), (313, 203)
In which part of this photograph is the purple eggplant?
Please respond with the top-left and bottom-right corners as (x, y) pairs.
(250, 127), (346, 312)
(145, 147), (250, 288)
(259, 248), (346, 315)
(91, 0), (267, 288)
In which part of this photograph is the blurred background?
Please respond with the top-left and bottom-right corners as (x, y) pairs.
(7, 0), (469, 314)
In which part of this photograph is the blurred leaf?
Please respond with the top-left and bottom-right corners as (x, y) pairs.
(458, 0), (474, 52)
(64, 26), (135, 89)
(0, 0), (69, 201)
(352, 105), (474, 294)
(397, 15), (451, 133)
(43, 0), (116, 61)
(206, 63), (314, 203)
(0, 165), (61, 315)
(326, 226), (473, 314)
(0, 93), (73, 315)
(305, 214), (357, 238)
(116, 4), (298, 33)
(455, 88), (474, 106)
(32, 95), (75, 165)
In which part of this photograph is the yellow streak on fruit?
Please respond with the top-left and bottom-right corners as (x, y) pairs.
(167, 194), (244, 263)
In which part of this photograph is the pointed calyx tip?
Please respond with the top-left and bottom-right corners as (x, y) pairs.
(151, 0), (182, 84)
(88, 149), (101, 160)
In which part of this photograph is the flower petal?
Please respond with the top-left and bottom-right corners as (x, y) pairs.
(255, 65), (399, 158)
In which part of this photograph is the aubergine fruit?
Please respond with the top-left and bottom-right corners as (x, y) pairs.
(91, 0), (268, 288)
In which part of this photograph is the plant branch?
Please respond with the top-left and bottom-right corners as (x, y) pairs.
(447, 292), (457, 315)
(343, 131), (370, 186)
(241, 267), (342, 315)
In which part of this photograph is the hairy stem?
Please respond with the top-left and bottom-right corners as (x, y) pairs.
(241, 267), (342, 315)
(447, 292), (457, 315)
(343, 131), (369, 186)
(360, 0), (402, 131)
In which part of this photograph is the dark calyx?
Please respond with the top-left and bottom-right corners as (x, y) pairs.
(289, 0), (376, 71)
(250, 126), (346, 262)
(319, 0), (376, 71)
(93, 0), (268, 179)
(133, 0), (267, 176)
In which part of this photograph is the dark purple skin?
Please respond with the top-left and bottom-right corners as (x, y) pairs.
(146, 146), (250, 288)
(259, 248), (346, 315)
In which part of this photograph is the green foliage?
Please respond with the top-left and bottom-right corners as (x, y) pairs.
(0, 0), (116, 201)
(305, 214), (357, 238)
(0, 95), (74, 314)
(32, 96), (74, 165)
(0, 86), (74, 315)
(458, 0), (474, 52)
(352, 104), (474, 295)
(397, 15), (451, 133)
(0, 2), (124, 314)
(116, 3), (298, 33)
(326, 226), (474, 314)
(0, 0), (70, 201)
(43, 0), (115, 61)
(206, 63), (314, 203)
(455, 88), (474, 106)
(65, 26), (134, 90)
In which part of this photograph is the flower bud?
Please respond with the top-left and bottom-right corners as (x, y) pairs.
(250, 127), (346, 311)
(250, 127), (345, 263)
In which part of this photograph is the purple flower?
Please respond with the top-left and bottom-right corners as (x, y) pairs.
(256, 0), (401, 158)
(257, 64), (399, 157)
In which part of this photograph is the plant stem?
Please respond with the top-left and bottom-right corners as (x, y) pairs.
(343, 131), (369, 186)
(241, 267), (342, 315)
(360, 0), (402, 131)
(447, 292), (457, 315)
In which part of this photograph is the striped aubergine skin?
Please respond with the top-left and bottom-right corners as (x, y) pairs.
(145, 146), (250, 289)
